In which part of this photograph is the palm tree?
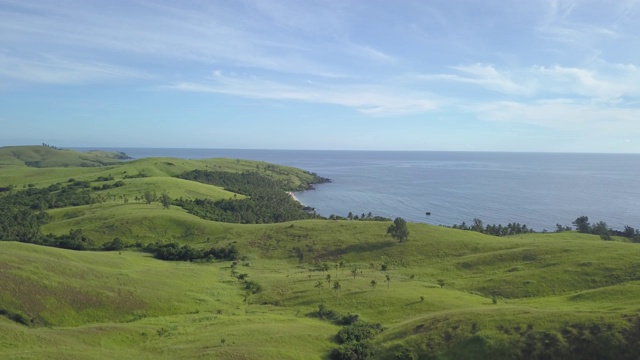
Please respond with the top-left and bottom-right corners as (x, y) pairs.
(333, 281), (341, 294)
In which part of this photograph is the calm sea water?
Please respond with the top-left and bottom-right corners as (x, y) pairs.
(77, 148), (640, 231)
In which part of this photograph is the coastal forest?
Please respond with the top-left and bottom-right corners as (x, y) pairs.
(2, 145), (640, 359)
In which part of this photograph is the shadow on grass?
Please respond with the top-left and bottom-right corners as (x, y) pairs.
(316, 240), (396, 259)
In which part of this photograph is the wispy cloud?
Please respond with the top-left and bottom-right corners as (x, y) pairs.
(420, 63), (533, 95)
(0, 52), (146, 84)
(166, 72), (440, 116)
(474, 99), (640, 134)
(532, 63), (640, 100)
(0, 0), (393, 81)
(417, 60), (640, 101)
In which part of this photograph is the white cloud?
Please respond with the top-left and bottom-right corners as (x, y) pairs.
(474, 99), (640, 134)
(0, 0), (392, 81)
(417, 60), (640, 101)
(166, 72), (440, 116)
(532, 63), (640, 100)
(421, 63), (533, 95)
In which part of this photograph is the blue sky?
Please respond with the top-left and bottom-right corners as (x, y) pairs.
(1, 0), (639, 152)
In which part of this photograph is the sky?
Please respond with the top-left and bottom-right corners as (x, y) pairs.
(1, 0), (639, 152)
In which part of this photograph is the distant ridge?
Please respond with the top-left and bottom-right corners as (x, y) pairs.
(0, 145), (129, 168)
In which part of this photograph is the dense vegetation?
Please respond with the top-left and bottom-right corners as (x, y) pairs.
(175, 170), (322, 223)
(142, 242), (239, 262)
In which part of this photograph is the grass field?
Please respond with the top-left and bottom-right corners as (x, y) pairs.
(1, 146), (639, 359)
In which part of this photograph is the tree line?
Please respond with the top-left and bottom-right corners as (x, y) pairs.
(450, 216), (640, 242)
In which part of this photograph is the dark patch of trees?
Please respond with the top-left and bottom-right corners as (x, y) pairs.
(328, 212), (390, 222)
(142, 242), (239, 262)
(0, 183), (94, 243)
(174, 170), (324, 224)
(312, 305), (383, 360)
(123, 173), (148, 179)
(94, 175), (114, 182)
(573, 216), (640, 242)
(38, 229), (95, 250)
(178, 169), (324, 193)
(92, 180), (125, 191)
(452, 218), (534, 236)
(450, 216), (639, 242)
(112, 151), (132, 160)
(41, 143), (60, 149)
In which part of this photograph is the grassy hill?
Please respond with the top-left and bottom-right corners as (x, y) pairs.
(1, 146), (640, 359)
(0, 145), (127, 168)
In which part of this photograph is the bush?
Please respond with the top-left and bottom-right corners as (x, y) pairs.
(336, 322), (384, 344)
(329, 341), (375, 360)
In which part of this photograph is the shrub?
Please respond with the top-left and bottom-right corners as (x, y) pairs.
(329, 341), (375, 360)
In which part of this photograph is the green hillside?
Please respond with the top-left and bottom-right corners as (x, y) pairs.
(1, 146), (640, 359)
(0, 145), (127, 168)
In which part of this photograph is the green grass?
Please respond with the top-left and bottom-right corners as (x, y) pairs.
(3, 146), (640, 359)
(0, 145), (125, 168)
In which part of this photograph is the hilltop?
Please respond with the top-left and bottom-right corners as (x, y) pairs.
(1, 145), (640, 359)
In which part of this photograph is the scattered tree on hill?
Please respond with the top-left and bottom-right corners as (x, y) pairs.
(351, 267), (358, 279)
(437, 279), (445, 288)
(387, 217), (409, 242)
(143, 190), (154, 205)
(592, 221), (611, 240)
(160, 192), (171, 209)
(385, 274), (391, 289)
(380, 264), (388, 271)
(370, 280), (377, 290)
(333, 281), (341, 294)
(326, 274), (332, 285)
(573, 216), (591, 233)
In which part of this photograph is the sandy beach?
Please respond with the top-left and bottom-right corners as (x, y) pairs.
(286, 191), (301, 204)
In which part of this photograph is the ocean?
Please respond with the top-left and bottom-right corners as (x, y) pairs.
(77, 148), (640, 232)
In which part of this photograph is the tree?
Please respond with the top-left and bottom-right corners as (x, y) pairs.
(385, 274), (391, 289)
(143, 190), (154, 205)
(573, 216), (591, 233)
(387, 217), (409, 242)
(370, 279), (377, 290)
(437, 279), (445, 288)
(160, 192), (171, 209)
(333, 281), (341, 294)
(326, 274), (332, 285)
(351, 267), (358, 279)
(623, 226), (636, 238)
(592, 221), (611, 240)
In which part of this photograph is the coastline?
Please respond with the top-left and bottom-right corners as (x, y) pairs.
(286, 191), (301, 204)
